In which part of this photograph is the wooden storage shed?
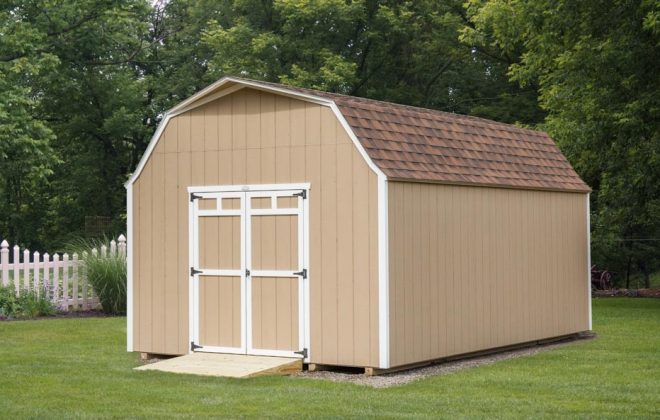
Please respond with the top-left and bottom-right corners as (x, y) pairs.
(126, 77), (592, 371)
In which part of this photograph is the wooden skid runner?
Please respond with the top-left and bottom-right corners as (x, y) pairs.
(135, 353), (302, 378)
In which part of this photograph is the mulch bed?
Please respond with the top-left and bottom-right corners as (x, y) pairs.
(593, 288), (660, 298)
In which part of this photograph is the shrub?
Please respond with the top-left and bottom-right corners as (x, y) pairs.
(70, 238), (127, 315)
(0, 286), (56, 319)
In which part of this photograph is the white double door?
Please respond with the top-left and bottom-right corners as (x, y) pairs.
(189, 186), (308, 359)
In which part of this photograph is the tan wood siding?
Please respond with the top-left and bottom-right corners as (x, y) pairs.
(199, 276), (241, 348)
(132, 88), (380, 366)
(387, 182), (589, 367)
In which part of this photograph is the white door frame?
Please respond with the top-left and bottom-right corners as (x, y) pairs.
(188, 183), (311, 361)
(189, 190), (246, 355)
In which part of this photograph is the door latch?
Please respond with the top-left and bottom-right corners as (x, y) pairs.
(245, 268), (251, 277)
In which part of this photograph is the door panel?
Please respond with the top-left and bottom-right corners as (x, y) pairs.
(198, 216), (241, 270)
(251, 277), (299, 351)
(250, 215), (298, 271)
(199, 275), (241, 348)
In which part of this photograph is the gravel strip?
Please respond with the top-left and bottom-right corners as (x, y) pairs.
(295, 336), (595, 388)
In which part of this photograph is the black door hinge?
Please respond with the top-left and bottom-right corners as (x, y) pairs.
(190, 267), (203, 276)
(190, 192), (201, 202)
(294, 348), (308, 358)
(245, 268), (251, 277)
(293, 268), (307, 279)
(293, 190), (307, 199)
(190, 341), (202, 351)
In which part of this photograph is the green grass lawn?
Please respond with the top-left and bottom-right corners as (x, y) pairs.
(0, 299), (658, 418)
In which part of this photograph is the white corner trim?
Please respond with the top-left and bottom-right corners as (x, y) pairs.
(587, 193), (592, 330)
(126, 183), (134, 352)
(377, 174), (390, 368)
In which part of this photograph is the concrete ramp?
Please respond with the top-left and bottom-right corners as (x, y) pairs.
(135, 353), (302, 378)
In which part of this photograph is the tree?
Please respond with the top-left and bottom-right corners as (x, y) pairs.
(200, 0), (542, 123)
(463, 0), (660, 285)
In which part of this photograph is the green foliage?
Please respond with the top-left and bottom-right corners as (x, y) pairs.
(0, 286), (56, 319)
(0, 0), (656, 285)
(72, 239), (127, 315)
(464, 0), (660, 286)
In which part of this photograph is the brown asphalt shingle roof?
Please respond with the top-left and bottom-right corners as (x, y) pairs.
(244, 78), (590, 193)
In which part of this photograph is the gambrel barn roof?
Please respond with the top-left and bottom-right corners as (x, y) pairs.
(131, 77), (590, 193)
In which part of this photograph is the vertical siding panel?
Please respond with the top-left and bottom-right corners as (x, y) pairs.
(466, 189), (481, 348)
(260, 93), (275, 149)
(403, 184), (413, 362)
(132, 181), (141, 349)
(474, 189), (485, 349)
(246, 149), (262, 184)
(204, 101), (219, 151)
(337, 143), (354, 363)
(163, 153), (179, 353)
(164, 119), (178, 153)
(290, 100), (306, 147)
(352, 150), (370, 365)
(177, 114), (190, 152)
(438, 187), (448, 356)
(217, 151), (232, 184)
(305, 103), (321, 146)
(245, 90), (261, 184)
(446, 187), (456, 355)
(419, 185), (430, 359)
(151, 153), (166, 352)
(428, 186), (439, 356)
(483, 188), (494, 347)
(290, 147), (306, 183)
(259, 92), (274, 184)
(204, 151), (220, 185)
(232, 91), (247, 150)
(320, 108), (338, 364)
(177, 152), (191, 353)
(138, 164), (152, 351)
(520, 191), (530, 341)
(232, 150), (247, 185)
(218, 97), (232, 150)
(275, 96), (291, 148)
(190, 108), (205, 152)
(245, 89), (261, 150)
(306, 144), (323, 361)
(368, 172), (379, 366)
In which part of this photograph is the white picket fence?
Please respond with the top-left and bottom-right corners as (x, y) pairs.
(0, 235), (126, 312)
